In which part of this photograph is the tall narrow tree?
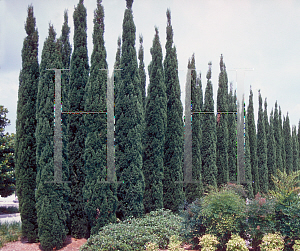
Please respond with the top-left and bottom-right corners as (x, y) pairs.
(228, 83), (237, 184)
(185, 54), (203, 204)
(273, 101), (283, 173)
(216, 55), (229, 187)
(257, 90), (268, 195)
(138, 35), (146, 112)
(163, 9), (185, 213)
(279, 106), (286, 173)
(267, 109), (277, 192)
(35, 24), (70, 250)
(115, 0), (145, 221)
(15, 5), (39, 242)
(292, 125), (299, 175)
(67, 0), (90, 238)
(143, 27), (166, 214)
(82, 0), (117, 238)
(202, 62), (217, 190)
(264, 98), (269, 149)
(283, 113), (293, 175)
(247, 87), (259, 196)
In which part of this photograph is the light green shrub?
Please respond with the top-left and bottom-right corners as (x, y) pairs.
(145, 241), (159, 251)
(293, 240), (300, 251)
(168, 235), (185, 251)
(259, 232), (285, 251)
(226, 233), (248, 251)
(198, 234), (219, 251)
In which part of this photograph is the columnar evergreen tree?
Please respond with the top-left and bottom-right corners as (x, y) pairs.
(35, 24), (71, 251)
(113, 37), (121, 105)
(82, 0), (117, 238)
(257, 90), (268, 195)
(138, 35), (146, 112)
(197, 73), (203, 180)
(244, 112), (254, 199)
(264, 98), (269, 147)
(216, 55), (229, 186)
(143, 27), (166, 214)
(115, 0), (145, 221)
(283, 113), (293, 175)
(267, 109), (277, 192)
(67, 0), (90, 238)
(15, 5), (39, 242)
(228, 83), (237, 183)
(247, 87), (259, 196)
(202, 62), (217, 190)
(59, 9), (72, 236)
(163, 9), (185, 213)
(185, 54), (203, 204)
(298, 120), (300, 172)
(292, 125), (299, 174)
(279, 106), (286, 172)
(273, 101), (283, 173)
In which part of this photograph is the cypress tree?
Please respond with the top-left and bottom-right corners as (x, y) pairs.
(244, 111), (254, 199)
(267, 109), (277, 192)
(138, 35), (146, 112)
(82, 0), (117, 237)
(264, 98), (269, 148)
(115, 0), (145, 221)
(279, 106), (286, 172)
(298, 120), (300, 172)
(283, 113), (293, 175)
(247, 87), (259, 196)
(216, 55), (229, 186)
(202, 62), (217, 190)
(143, 27), (166, 214)
(257, 90), (268, 195)
(113, 37), (121, 105)
(35, 24), (70, 251)
(273, 101), (283, 173)
(163, 9), (185, 213)
(228, 83), (237, 183)
(185, 54), (203, 204)
(15, 5), (39, 242)
(67, 0), (90, 238)
(59, 9), (72, 236)
(292, 125), (299, 174)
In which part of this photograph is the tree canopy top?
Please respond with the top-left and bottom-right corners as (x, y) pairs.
(126, 0), (133, 9)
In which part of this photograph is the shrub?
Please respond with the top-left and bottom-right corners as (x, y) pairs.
(259, 232), (285, 251)
(145, 241), (159, 251)
(168, 235), (185, 251)
(79, 208), (184, 251)
(293, 240), (300, 251)
(226, 233), (248, 251)
(198, 234), (219, 251)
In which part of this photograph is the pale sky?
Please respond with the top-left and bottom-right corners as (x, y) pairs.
(0, 0), (300, 135)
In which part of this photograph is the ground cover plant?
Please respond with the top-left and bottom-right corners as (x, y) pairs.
(0, 221), (22, 248)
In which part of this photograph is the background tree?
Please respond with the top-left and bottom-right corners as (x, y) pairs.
(143, 27), (166, 214)
(202, 62), (217, 190)
(273, 101), (283, 173)
(82, 0), (117, 238)
(115, 0), (145, 221)
(228, 83), (237, 184)
(35, 24), (70, 250)
(185, 54), (203, 204)
(283, 113), (293, 176)
(257, 90), (268, 195)
(292, 125), (299, 175)
(15, 4), (39, 242)
(247, 87), (259, 196)
(216, 54), (229, 186)
(163, 9), (185, 213)
(267, 109), (277, 192)
(67, 0), (90, 238)
(279, 106), (286, 173)
(138, 35), (146, 113)
(264, 98), (269, 146)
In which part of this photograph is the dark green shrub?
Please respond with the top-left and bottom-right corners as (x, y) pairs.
(79, 208), (184, 251)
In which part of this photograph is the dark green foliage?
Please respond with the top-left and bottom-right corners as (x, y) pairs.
(163, 9), (185, 213)
(247, 87), (259, 196)
(273, 102), (283, 173)
(292, 126), (299, 174)
(201, 62), (217, 190)
(244, 112), (254, 199)
(80, 208), (184, 251)
(82, 0), (118, 238)
(264, 98), (269, 143)
(257, 91), (268, 194)
(185, 54), (203, 204)
(138, 35), (146, 112)
(143, 27), (166, 214)
(115, 0), (145, 221)
(228, 84), (238, 184)
(279, 107), (286, 173)
(35, 24), (70, 250)
(67, 0), (90, 238)
(113, 37), (121, 105)
(283, 113), (293, 176)
(15, 5), (39, 243)
(298, 121), (300, 168)
(216, 55), (229, 186)
(267, 109), (277, 193)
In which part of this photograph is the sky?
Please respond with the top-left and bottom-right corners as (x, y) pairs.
(0, 0), (300, 135)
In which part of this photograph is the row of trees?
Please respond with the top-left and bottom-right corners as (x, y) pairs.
(14, 0), (300, 250)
